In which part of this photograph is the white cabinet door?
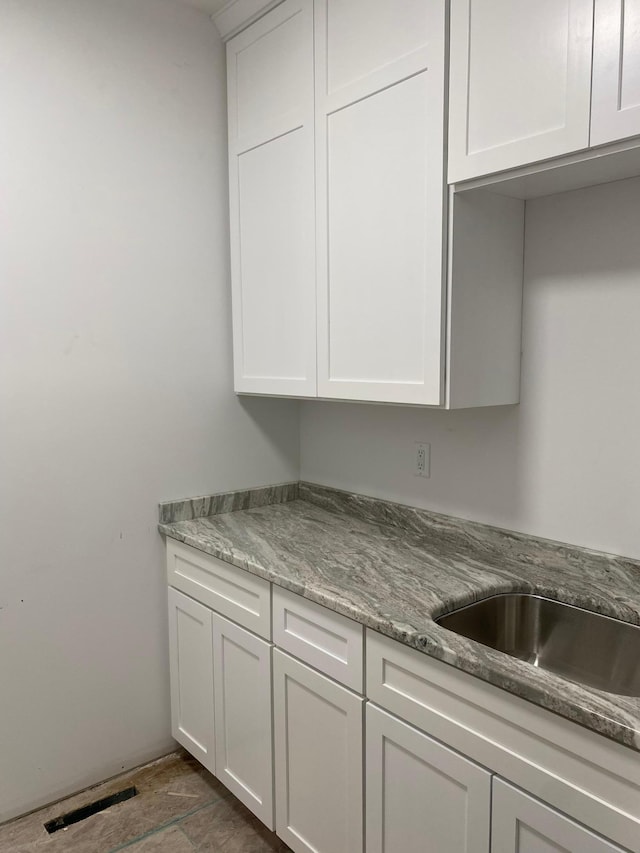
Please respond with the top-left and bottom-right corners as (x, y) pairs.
(315, 0), (447, 405)
(212, 614), (273, 828)
(492, 779), (626, 853)
(592, 0), (640, 144)
(167, 588), (215, 774)
(449, 0), (594, 183)
(366, 705), (491, 853)
(227, 0), (316, 396)
(273, 649), (364, 853)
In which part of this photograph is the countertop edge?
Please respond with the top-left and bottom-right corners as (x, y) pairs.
(158, 519), (640, 753)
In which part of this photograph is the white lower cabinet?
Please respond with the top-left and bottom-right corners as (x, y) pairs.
(167, 584), (274, 828)
(167, 587), (215, 774)
(212, 613), (274, 829)
(491, 779), (627, 853)
(273, 649), (364, 853)
(366, 704), (491, 853)
(168, 544), (639, 853)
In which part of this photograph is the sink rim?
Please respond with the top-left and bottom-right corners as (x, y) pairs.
(434, 590), (640, 698)
(434, 590), (640, 629)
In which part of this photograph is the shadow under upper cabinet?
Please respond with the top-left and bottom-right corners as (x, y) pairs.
(437, 593), (640, 697)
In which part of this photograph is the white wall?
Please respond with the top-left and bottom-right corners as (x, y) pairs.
(301, 178), (640, 561)
(0, 0), (298, 822)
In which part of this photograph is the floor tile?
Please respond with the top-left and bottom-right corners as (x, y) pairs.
(179, 797), (290, 852)
(118, 825), (194, 852)
(0, 751), (226, 853)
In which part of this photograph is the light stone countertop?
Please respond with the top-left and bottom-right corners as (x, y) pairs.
(159, 481), (640, 752)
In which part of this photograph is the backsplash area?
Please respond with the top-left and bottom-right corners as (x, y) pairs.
(301, 177), (640, 561)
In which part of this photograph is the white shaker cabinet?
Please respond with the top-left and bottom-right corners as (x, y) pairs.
(273, 649), (364, 853)
(167, 541), (640, 853)
(592, 0), (640, 145)
(491, 779), (627, 853)
(315, 0), (447, 404)
(448, 0), (594, 183)
(167, 587), (215, 774)
(211, 613), (274, 829)
(272, 585), (364, 691)
(167, 544), (274, 828)
(226, 0), (524, 408)
(226, 0), (316, 396)
(366, 704), (491, 853)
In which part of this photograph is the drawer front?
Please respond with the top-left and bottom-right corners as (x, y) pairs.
(167, 539), (271, 639)
(272, 586), (363, 691)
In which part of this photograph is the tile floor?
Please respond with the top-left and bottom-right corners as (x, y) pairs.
(0, 750), (291, 852)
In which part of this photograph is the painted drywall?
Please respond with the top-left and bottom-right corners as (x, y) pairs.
(0, 0), (298, 822)
(176, 0), (228, 16)
(301, 177), (640, 561)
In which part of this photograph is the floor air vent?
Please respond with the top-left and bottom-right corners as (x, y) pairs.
(44, 786), (138, 834)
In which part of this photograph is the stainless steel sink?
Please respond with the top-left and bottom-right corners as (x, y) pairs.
(436, 593), (640, 697)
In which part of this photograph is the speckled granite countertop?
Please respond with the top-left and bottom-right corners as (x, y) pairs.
(159, 482), (640, 752)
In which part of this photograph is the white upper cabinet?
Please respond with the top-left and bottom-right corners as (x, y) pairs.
(227, 0), (316, 396)
(226, 0), (524, 407)
(315, 0), (447, 404)
(449, 0), (594, 183)
(224, 0), (640, 405)
(592, 0), (640, 145)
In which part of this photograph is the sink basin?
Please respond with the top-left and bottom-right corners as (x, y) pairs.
(436, 593), (640, 697)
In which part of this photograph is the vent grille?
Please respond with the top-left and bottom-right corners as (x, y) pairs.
(44, 786), (138, 834)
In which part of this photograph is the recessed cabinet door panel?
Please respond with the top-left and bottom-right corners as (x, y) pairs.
(491, 779), (626, 853)
(166, 539), (271, 639)
(237, 132), (314, 386)
(227, 0), (316, 396)
(592, 0), (640, 145)
(167, 588), (215, 774)
(325, 75), (434, 393)
(233, 7), (307, 141)
(367, 705), (491, 853)
(315, 0), (446, 405)
(448, 0), (594, 182)
(273, 650), (364, 853)
(272, 586), (363, 691)
(326, 0), (430, 94)
(212, 614), (273, 829)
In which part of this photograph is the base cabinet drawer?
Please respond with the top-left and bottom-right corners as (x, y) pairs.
(272, 586), (363, 691)
(492, 779), (628, 853)
(212, 613), (274, 829)
(366, 704), (491, 853)
(167, 539), (271, 639)
(273, 649), (364, 853)
(168, 588), (215, 774)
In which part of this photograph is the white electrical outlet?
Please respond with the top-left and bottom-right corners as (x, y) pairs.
(414, 442), (430, 478)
